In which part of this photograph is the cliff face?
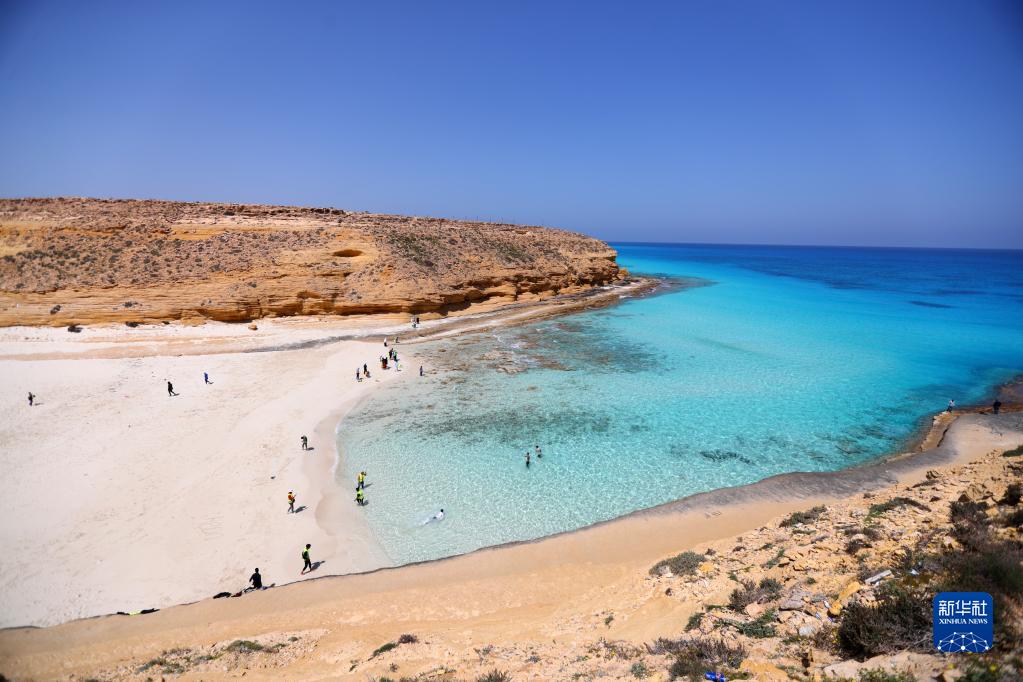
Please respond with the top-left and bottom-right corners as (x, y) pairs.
(0, 198), (623, 327)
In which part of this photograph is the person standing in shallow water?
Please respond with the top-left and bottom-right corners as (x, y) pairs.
(525, 450), (531, 468)
(948, 399), (956, 412)
(535, 444), (542, 459)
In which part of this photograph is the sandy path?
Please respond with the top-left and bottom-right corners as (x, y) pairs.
(0, 328), (415, 628)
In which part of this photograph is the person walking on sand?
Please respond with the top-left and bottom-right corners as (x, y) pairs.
(249, 567), (263, 590)
(356, 369), (361, 382)
(363, 363), (368, 375)
(301, 435), (308, 451)
(525, 450), (531, 468)
(301, 544), (312, 574)
(167, 381), (176, 397)
(27, 392), (34, 406)
(356, 487), (365, 505)
(419, 365), (424, 377)
(203, 372), (211, 385)
(535, 444), (542, 459)
(357, 471), (366, 490)
(287, 490), (296, 514)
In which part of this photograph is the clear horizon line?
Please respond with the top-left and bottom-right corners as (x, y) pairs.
(608, 240), (1023, 253)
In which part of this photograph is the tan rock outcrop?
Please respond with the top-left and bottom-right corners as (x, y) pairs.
(0, 197), (623, 327)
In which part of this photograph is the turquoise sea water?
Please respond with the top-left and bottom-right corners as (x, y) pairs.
(338, 244), (1023, 565)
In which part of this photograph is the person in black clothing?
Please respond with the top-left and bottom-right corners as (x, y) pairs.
(993, 399), (1002, 415)
(363, 363), (368, 374)
(249, 567), (262, 590)
(27, 392), (34, 406)
(301, 544), (313, 573)
(167, 381), (176, 396)
(301, 435), (308, 451)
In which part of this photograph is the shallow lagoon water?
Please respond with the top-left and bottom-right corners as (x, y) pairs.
(338, 244), (1023, 565)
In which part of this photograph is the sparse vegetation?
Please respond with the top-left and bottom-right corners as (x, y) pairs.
(866, 497), (929, 518)
(836, 584), (931, 659)
(728, 578), (782, 612)
(729, 609), (778, 639)
(999, 483), (1021, 506)
(684, 611), (704, 632)
(780, 505), (827, 527)
(630, 660), (650, 677)
(649, 551), (705, 577)
(371, 641), (398, 658)
(1002, 444), (1023, 457)
(648, 635), (747, 681)
(762, 548), (786, 568)
(476, 670), (512, 682)
(225, 639), (265, 653)
(855, 668), (918, 682)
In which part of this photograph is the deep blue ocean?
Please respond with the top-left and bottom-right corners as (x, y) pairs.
(339, 244), (1023, 565)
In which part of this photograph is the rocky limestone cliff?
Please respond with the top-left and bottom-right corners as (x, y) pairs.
(0, 198), (624, 327)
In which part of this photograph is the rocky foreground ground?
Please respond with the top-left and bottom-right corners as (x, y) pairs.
(0, 197), (623, 327)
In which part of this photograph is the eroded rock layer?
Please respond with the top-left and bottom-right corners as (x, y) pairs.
(0, 198), (623, 327)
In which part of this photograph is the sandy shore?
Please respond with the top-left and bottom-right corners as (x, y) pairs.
(0, 323), (412, 629)
(0, 278), (659, 630)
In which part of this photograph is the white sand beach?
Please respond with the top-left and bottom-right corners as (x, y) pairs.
(0, 317), (421, 628)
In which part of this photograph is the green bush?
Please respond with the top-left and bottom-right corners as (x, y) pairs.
(836, 585), (931, 660)
(476, 670), (511, 682)
(630, 660), (650, 678)
(856, 669), (917, 682)
(1001, 444), (1023, 457)
(224, 640), (265, 654)
(728, 578), (782, 612)
(780, 505), (827, 527)
(867, 497), (929, 518)
(733, 610), (777, 639)
(999, 483), (1021, 506)
(649, 551), (705, 577)
(684, 611), (704, 632)
(648, 635), (746, 681)
(371, 641), (398, 658)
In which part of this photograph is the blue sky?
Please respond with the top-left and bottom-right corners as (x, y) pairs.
(1, 1), (1021, 248)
